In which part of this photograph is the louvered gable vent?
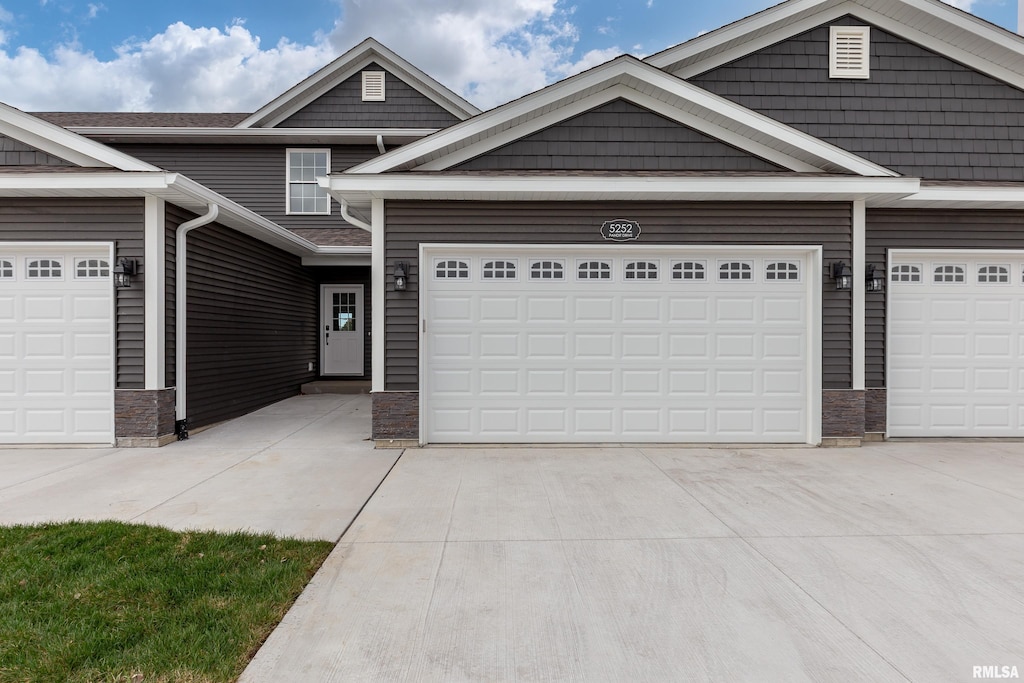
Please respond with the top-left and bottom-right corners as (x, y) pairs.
(829, 26), (870, 79)
(362, 71), (386, 101)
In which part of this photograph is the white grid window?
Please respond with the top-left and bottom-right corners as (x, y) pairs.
(483, 260), (517, 280)
(625, 261), (658, 280)
(973, 265), (1010, 283)
(530, 260), (564, 280)
(578, 261), (612, 280)
(719, 261), (753, 281)
(766, 262), (800, 281)
(27, 258), (62, 279)
(933, 265), (965, 283)
(891, 264), (921, 283)
(0, 259), (12, 279)
(287, 149), (330, 214)
(75, 258), (110, 279)
(672, 261), (706, 281)
(435, 260), (469, 279)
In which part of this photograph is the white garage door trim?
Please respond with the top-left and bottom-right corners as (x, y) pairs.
(888, 249), (1024, 437)
(419, 243), (822, 445)
(0, 242), (115, 444)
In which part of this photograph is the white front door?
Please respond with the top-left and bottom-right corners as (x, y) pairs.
(321, 285), (364, 375)
(0, 243), (115, 444)
(420, 245), (821, 444)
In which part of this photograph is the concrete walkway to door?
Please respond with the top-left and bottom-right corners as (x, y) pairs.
(242, 442), (1024, 682)
(0, 394), (394, 541)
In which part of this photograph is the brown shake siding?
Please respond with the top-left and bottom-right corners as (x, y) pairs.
(383, 200), (854, 391)
(0, 197), (145, 388)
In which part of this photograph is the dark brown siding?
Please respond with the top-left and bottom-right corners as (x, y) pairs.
(309, 266), (372, 379)
(164, 203), (194, 389)
(690, 16), (1024, 180)
(183, 224), (317, 428)
(111, 143), (378, 233)
(384, 201), (852, 391)
(866, 209), (1024, 387)
(0, 198), (145, 388)
(0, 135), (72, 166)
(279, 63), (460, 129)
(457, 99), (784, 172)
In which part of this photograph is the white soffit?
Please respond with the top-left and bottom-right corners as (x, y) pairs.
(646, 0), (1024, 88)
(238, 38), (480, 129)
(346, 57), (897, 177)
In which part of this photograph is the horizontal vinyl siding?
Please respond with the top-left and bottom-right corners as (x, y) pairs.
(184, 224), (317, 428)
(164, 203), (194, 390)
(278, 63), (460, 129)
(457, 100), (784, 172)
(691, 16), (1024, 181)
(385, 201), (852, 391)
(111, 143), (378, 232)
(0, 197), (145, 388)
(866, 209), (1024, 388)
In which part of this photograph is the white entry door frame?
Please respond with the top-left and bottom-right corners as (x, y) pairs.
(320, 284), (365, 375)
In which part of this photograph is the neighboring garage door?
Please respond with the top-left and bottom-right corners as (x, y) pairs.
(889, 251), (1024, 437)
(421, 246), (821, 444)
(0, 244), (115, 444)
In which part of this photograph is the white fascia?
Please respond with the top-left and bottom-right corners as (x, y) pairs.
(64, 127), (439, 143)
(326, 174), (919, 202)
(891, 185), (1024, 208)
(0, 171), (173, 191)
(144, 196), (166, 390)
(0, 102), (161, 171)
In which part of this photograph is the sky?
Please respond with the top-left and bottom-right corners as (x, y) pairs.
(0, 0), (1015, 113)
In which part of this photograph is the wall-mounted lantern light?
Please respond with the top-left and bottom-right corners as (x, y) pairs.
(830, 261), (852, 291)
(113, 258), (136, 288)
(394, 261), (408, 291)
(866, 264), (885, 292)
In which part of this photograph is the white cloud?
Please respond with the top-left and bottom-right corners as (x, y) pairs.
(941, 0), (976, 9)
(86, 3), (106, 20)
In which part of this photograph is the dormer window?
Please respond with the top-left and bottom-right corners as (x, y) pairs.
(362, 71), (385, 101)
(829, 26), (870, 79)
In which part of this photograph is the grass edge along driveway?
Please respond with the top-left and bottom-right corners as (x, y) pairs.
(0, 521), (333, 683)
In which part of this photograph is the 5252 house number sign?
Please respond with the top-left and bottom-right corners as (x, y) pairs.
(601, 219), (641, 242)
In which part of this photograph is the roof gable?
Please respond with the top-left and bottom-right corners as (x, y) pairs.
(646, 0), (1024, 90)
(0, 134), (74, 167)
(347, 56), (896, 177)
(238, 38), (480, 129)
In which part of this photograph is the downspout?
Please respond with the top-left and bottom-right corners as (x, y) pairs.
(175, 203), (220, 439)
(340, 198), (372, 232)
(376, 134), (387, 155)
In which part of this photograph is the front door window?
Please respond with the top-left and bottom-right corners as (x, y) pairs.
(334, 292), (357, 332)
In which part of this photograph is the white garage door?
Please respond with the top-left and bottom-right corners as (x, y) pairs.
(889, 251), (1024, 437)
(0, 244), (115, 444)
(421, 246), (821, 444)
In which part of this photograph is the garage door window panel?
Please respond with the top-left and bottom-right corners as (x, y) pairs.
(26, 258), (62, 280)
(766, 262), (800, 281)
(0, 259), (12, 279)
(75, 258), (110, 279)
(483, 260), (518, 281)
(530, 260), (564, 280)
(625, 261), (659, 281)
(719, 261), (753, 281)
(578, 260), (612, 280)
(934, 265), (966, 284)
(891, 264), (922, 283)
(435, 260), (470, 280)
(977, 265), (1010, 284)
(672, 261), (706, 281)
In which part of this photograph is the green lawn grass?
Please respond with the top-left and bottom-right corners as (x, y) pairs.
(0, 521), (334, 683)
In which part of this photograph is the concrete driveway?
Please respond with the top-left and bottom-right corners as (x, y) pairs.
(242, 442), (1024, 683)
(0, 394), (396, 541)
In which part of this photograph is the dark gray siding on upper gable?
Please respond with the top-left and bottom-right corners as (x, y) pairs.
(182, 222), (318, 428)
(112, 143), (377, 234)
(456, 99), (785, 171)
(0, 198), (144, 388)
(278, 63), (460, 129)
(691, 16), (1024, 181)
(0, 135), (73, 166)
(383, 201), (852, 391)
(865, 208), (1024, 388)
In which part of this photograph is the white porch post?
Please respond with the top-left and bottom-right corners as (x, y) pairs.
(144, 196), (166, 390)
(372, 198), (386, 393)
(852, 199), (866, 390)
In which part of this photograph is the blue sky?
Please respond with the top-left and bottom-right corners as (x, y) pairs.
(0, 0), (1016, 111)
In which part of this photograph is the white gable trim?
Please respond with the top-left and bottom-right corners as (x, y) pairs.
(647, 0), (1024, 90)
(0, 102), (159, 172)
(238, 38), (480, 129)
(349, 58), (897, 177)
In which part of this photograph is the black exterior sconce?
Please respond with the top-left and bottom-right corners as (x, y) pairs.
(113, 258), (136, 288)
(394, 261), (408, 291)
(866, 264), (885, 292)
(830, 261), (852, 291)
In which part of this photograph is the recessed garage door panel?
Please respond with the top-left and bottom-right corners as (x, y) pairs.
(0, 245), (114, 443)
(422, 248), (818, 444)
(889, 253), (1024, 437)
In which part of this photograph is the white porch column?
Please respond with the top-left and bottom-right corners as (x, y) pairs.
(372, 198), (385, 393)
(144, 196), (166, 390)
(852, 199), (866, 390)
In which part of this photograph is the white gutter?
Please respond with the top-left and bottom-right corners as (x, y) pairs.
(175, 203), (220, 437)
(339, 197), (372, 232)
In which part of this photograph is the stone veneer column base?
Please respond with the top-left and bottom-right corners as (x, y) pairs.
(373, 391), (420, 448)
(821, 389), (865, 447)
(864, 388), (888, 441)
(115, 388), (176, 447)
